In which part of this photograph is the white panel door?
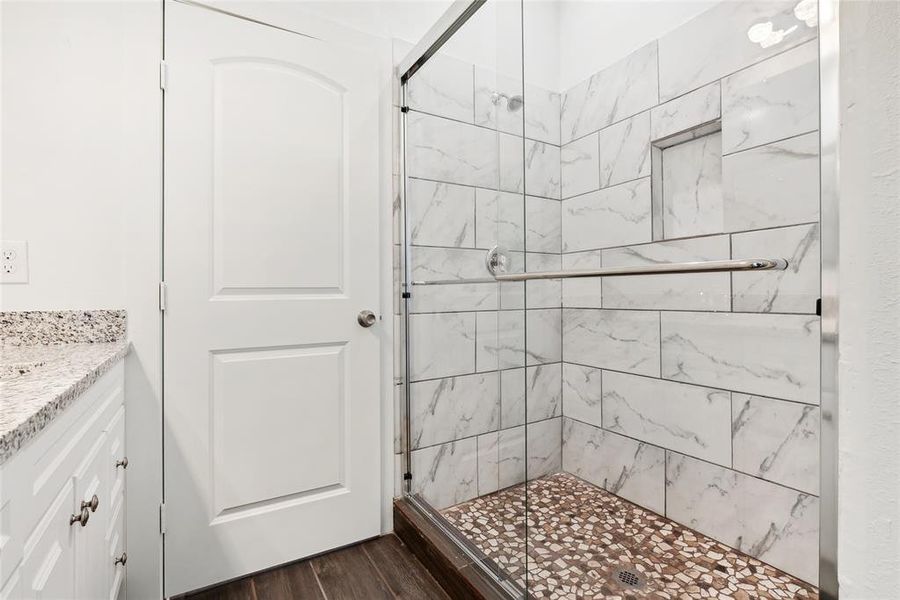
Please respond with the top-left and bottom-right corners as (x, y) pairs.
(163, 1), (381, 594)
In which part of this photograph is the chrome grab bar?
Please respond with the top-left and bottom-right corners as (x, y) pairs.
(411, 257), (788, 286)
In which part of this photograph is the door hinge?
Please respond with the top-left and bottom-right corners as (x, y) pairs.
(159, 60), (168, 91)
(159, 281), (168, 312)
(159, 502), (167, 534)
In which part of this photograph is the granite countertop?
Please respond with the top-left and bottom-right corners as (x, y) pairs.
(0, 310), (129, 466)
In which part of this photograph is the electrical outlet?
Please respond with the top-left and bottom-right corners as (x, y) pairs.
(1, 241), (28, 283)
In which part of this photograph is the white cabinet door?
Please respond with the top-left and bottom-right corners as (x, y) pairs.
(74, 433), (110, 600)
(19, 481), (76, 600)
(163, 1), (382, 595)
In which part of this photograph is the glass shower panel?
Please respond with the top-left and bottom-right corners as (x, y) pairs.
(402, 0), (529, 593)
(521, 0), (823, 598)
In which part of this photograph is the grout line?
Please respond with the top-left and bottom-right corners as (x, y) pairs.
(563, 414), (819, 498)
(360, 543), (399, 599)
(558, 221), (821, 255)
(721, 128), (820, 157)
(310, 562), (330, 600)
(410, 415), (562, 453)
(560, 359), (820, 409)
(408, 106), (560, 147)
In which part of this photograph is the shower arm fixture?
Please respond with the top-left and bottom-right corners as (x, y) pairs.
(411, 247), (789, 286)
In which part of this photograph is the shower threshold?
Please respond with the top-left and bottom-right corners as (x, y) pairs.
(441, 473), (818, 600)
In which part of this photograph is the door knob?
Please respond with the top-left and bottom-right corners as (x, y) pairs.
(357, 310), (377, 328)
(115, 553), (127, 567)
(116, 457), (128, 469)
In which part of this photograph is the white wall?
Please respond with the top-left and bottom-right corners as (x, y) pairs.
(555, 0), (716, 91)
(1, 1), (132, 310)
(837, 0), (900, 596)
(296, 0), (452, 45)
(1, 4), (164, 600)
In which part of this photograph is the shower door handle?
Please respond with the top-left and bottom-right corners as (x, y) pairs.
(357, 310), (377, 328)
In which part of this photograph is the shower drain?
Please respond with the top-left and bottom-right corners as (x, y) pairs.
(613, 566), (645, 590)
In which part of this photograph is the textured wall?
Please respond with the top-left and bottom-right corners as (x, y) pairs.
(838, 1), (900, 597)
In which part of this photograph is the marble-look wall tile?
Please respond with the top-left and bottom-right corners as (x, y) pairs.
(524, 140), (561, 200)
(409, 312), (475, 381)
(562, 363), (602, 427)
(658, 0), (818, 101)
(407, 112), (498, 188)
(410, 372), (500, 449)
(498, 425), (526, 488)
(525, 253), (562, 309)
(526, 309), (562, 366)
(723, 132), (819, 233)
(662, 132), (724, 238)
(560, 42), (658, 144)
(603, 371), (731, 466)
(563, 309), (660, 377)
(499, 132), (524, 194)
(661, 312), (820, 404)
(732, 224), (820, 314)
(500, 280), (526, 311)
(562, 178), (653, 252)
(410, 438), (478, 510)
(409, 282), (498, 314)
(666, 452), (819, 584)
(722, 40), (819, 154)
(477, 431), (500, 496)
(476, 310), (526, 372)
(474, 66), (523, 136)
(598, 112), (651, 189)
(526, 363), (562, 423)
(651, 82), (721, 141)
(561, 133), (599, 199)
(525, 84), (561, 146)
(501, 368), (526, 429)
(732, 393), (819, 494)
(525, 197), (561, 253)
(407, 178), (475, 248)
(561, 251), (603, 309)
(407, 52), (475, 123)
(527, 417), (562, 478)
(562, 418), (665, 514)
(475, 188), (525, 251)
(410, 247), (489, 282)
(601, 236), (730, 311)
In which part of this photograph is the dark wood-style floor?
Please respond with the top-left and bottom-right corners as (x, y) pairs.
(184, 535), (452, 600)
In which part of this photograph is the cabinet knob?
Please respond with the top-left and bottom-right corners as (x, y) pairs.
(70, 507), (90, 527)
(116, 457), (129, 469)
(81, 494), (100, 513)
(114, 553), (127, 567)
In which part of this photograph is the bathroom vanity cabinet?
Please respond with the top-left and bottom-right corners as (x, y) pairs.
(0, 363), (127, 600)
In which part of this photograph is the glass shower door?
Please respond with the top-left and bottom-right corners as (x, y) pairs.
(401, 0), (529, 594)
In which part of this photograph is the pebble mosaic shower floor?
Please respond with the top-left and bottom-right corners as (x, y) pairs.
(441, 473), (818, 600)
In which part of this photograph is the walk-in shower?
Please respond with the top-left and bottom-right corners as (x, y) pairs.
(396, 0), (837, 597)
